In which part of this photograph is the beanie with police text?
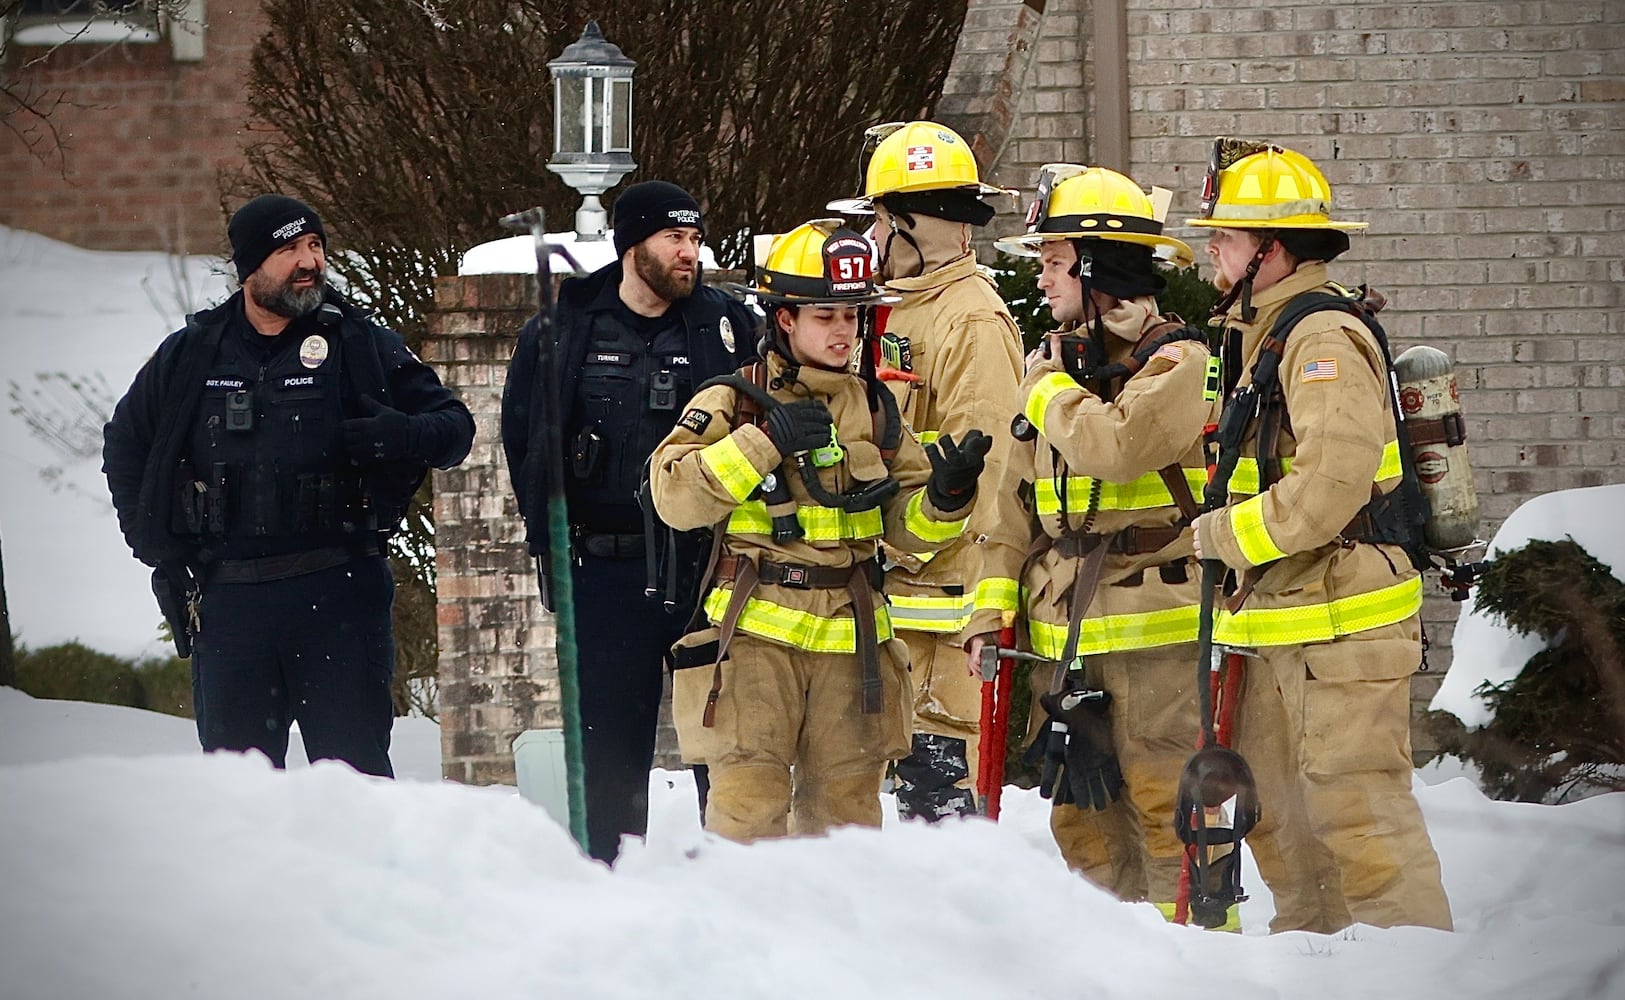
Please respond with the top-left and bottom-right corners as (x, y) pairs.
(611, 181), (705, 258)
(229, 194), (326, 281)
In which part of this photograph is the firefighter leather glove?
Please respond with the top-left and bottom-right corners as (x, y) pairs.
(343, 394), (414, 463)
(925, 429), (991, 513)
(763, 399), (835, 458)
(1038, 687), (1124, 812)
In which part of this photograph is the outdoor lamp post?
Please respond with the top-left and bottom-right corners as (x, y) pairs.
(547, 20), (636, 240)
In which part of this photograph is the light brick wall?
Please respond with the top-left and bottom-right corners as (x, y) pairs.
(948, 0), (1625, 753)
(425, 274), (552, 785)
(1, 3), (268, 253)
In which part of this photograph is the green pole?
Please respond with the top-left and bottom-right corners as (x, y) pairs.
(501, 208), (588, 852)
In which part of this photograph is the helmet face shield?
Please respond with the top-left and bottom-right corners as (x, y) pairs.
(1198, 136), (1272, 221)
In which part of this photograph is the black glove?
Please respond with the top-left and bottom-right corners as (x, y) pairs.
(343, 394), (414, 463)
(763, 399), (835, 458)
(925, 429), (991, 513)
(1037, 686), (1123, 812)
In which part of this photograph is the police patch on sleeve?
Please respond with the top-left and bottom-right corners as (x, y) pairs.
(719, 316), (736, 354)
(678, 408), (713, 435)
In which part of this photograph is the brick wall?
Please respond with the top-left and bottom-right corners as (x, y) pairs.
(425, 273), (548, 785)
(1, 3), (266, 253)
(944, 0), (1624, 752)
(426, 270), (693, 785)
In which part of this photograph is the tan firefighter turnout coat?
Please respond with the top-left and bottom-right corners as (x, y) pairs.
(649, 353), (970, 656)
(1195, 262), (1422, 647)
(970, 297), (1219, 660)
(880, 252), (1025, 636)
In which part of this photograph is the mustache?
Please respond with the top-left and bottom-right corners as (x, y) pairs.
(289, 267), (324, 283)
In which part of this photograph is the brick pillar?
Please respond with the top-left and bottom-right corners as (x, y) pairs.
(425, 270), (693, 785)
(424, 273), (553, 785)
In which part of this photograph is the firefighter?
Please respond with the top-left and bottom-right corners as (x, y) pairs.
(969, 165), (1222, 920)
(828, 120), (1024, 820)
(648, 220), (991, 843)
(1187, 139), (1453, 932)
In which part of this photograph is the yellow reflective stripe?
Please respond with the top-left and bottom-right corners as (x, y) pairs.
(698, 436), (763, 503)
(1027, 604), (1203, 658)
(703, 586), (893, 653)
(888, 592), (976, 633)
(1374, 438), (1403, 481)
(1229, 494), (1288, 565)
(1024, 371), (1081, 438)
(906, 490), (967, 544)
(917, 430), (941, 447)
(976, 576), (1021, 613)
(1213, 574), (1422, 647)
(1228, 440), (1398, 497)
(726, 502), (884, 541)
(1033, 468), (1207, 515)
(888, 577), (1022, 634)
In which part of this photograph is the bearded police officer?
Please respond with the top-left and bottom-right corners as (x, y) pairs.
(103, 194), (475, 778)
(501, 180), (756, 864)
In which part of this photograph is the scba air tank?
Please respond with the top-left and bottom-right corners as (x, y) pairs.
(1394, 345), (1480, 551)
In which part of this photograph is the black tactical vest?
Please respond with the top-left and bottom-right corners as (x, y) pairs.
(564, 307), (691, 533)
(175, 316), (365, 559)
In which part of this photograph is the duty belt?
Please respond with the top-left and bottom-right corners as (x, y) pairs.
(574, 531), (646, 559)
(699, 553), (886, 728)
(206, 541), (380, 585)
(1033, 523), (1186, 695)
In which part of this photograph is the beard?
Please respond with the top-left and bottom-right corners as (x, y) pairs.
(247, 267), (327, 319)
(1210, 268), (1234, 294)
(632, 243), (697, 302)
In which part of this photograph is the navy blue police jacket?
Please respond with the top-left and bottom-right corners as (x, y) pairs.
(500, 260), (757, 557)
(103, 288), (474, 569)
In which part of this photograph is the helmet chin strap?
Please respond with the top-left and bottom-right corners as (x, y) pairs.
(1212, 234), (1275, 324)
(879, 210), (925, 280)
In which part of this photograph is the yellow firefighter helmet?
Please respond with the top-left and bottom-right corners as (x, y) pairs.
(995, 163), (1193, 268)
(827, 121), (1017, 214)
(739, 219), (898, 305)
(1187, 139), (1366, 231)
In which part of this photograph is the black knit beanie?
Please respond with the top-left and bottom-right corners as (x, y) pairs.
(611, 181), (704, 257)
(228, 194), (326, 281)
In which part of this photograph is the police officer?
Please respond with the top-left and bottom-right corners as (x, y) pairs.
(1187, 139), (1452, 932)
(649, 219), (990, 843)
(971, 166), (1222, 921)
(103, 194), (475, 778)
(501, 180), (755, 864)
(828, 121), (1024, 820)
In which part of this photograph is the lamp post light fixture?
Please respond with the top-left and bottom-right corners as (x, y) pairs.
(547, 20), (636, 241)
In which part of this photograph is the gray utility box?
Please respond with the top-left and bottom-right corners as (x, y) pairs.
(512, 728), (570, 827)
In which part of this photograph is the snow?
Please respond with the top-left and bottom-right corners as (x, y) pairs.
(0, 227), (235, 659)
(1429, 484), (1625, 728)
(5, 228), (1625, 998)
(2, 688), (1623, 998)
(458, 230), (723, 276)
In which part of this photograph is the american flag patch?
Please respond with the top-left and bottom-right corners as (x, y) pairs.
(1152, 343), (1184, 364)
(1301, 358), (1339, 382)
(906, 145), (934, 171)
